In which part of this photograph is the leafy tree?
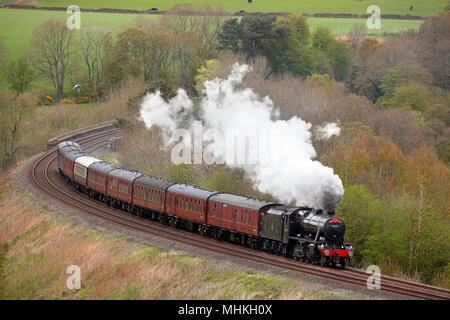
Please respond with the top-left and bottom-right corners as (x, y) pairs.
(387, 82), (432, 112)
(5, 58), (34, 96)
(305, 73), (335, 87)
(338, 185), (382, 264)
(312, 27), (351, 80)
(167, 164), (196, 184)
(199, 167), (241, 194)
(445, 1), (450, 11)
(217, 18), (241, 51)
(312, 26), (334, 51)
(379, 62), (433, 97)
(195, 59), (219, 93)
(218, 13), (277, 60)
(240, 14), (277, 60)
(262, 14), (317, 76)
(273, 14), (309, 47)
(328, 41), (351, 81)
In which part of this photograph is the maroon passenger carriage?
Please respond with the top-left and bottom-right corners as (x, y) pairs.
(87, 161), (116, 202)
(165, 184), (217, 231)
(207, 193), (275, 247)
(132, 175), (174, 219)
(106, 168), (141, 212)
(57, 141), (83, 181)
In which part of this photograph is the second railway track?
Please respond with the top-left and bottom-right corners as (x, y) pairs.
(29, 125), (450, 300)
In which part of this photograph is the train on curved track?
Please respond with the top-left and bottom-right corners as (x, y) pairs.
(57, 140), (353, 268)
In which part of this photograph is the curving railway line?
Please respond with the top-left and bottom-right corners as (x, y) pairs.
(29, 124), (450, 300)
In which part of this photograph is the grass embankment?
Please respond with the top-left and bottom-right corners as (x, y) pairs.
(9, 0), (447, 16)
(0, 170), (369, 299)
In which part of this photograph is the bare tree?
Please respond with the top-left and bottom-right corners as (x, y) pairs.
(80, 27), (112, 94)
(30, 18), (73, 100)
(162, 4), (226, 57)
(418, 12), (450, 89)
(0, 91), (35, 167)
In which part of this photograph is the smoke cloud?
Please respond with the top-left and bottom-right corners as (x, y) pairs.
(139, 88), (192, 144)
(139, 63), (344, 210)
(316, 122), (341, 140)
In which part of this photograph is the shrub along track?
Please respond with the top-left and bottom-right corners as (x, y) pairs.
(29, 124), (450, 300)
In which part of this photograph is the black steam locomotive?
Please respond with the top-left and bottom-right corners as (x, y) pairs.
(261, 206), (352, 267)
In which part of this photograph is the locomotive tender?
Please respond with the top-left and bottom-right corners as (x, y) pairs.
(57, 141), (353, 268)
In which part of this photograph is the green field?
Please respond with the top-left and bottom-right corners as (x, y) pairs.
(308, 17), (423, 35)
(0, 9), (140, 58)
(5, 0), (447, 16)
(0, 8), (423, 60)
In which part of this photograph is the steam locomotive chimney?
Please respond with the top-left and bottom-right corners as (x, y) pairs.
(321, 189), (342, 214)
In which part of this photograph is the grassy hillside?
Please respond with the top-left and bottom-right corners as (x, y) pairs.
(0, 168), (370, 299)
(9, 0), (447, 16)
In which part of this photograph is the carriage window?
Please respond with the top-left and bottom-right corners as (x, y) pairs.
(212, 204), (216, 216)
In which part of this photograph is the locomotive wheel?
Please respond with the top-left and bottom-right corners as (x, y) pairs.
(320, 256), (326, 267)
(339, 258), (347, 269)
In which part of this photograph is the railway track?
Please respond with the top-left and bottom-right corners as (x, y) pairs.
(29, 125), (450, 300)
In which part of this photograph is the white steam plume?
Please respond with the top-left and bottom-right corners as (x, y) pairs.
(316, 122), (341, 140)
(139, 63), (344, 211)
(139, 88), (192, 144)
